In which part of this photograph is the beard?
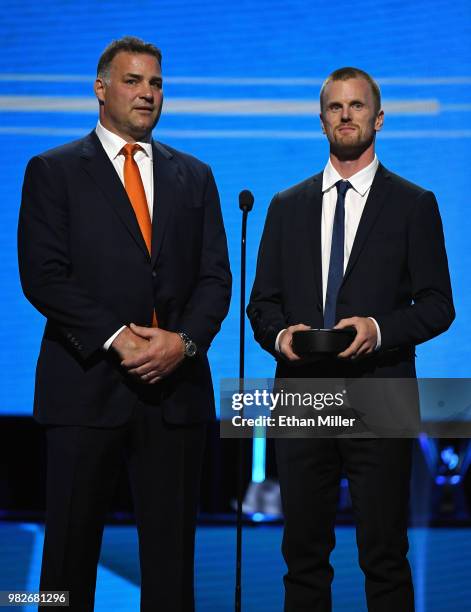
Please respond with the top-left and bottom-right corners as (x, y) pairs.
(330, 127), (375, 161)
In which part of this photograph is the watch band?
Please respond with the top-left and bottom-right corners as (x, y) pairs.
(177, 332), (197, 357)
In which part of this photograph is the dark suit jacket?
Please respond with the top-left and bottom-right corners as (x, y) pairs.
(18, 131), (231, 427)
(247, 164), (454, 380)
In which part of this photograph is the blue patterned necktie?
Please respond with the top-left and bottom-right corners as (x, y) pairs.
(324, 180), (352, 328)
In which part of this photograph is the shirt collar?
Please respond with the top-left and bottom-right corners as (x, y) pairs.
(322, 155), (378, 197)
(95, 121), (153, 161)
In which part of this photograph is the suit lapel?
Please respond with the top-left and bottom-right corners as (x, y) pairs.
(80, 131), (150, 258)
(342, 163), (391, 283)
(151, 141), (177, 267)
(305, 173), (324, 306)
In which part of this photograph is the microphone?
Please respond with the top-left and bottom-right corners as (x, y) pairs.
(239, 189), (254, 212)
(235, 187), (254, 611)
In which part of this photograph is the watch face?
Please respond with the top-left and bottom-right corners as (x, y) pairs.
(186, 342), (197, 357)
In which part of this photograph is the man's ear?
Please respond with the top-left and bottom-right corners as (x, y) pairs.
(94, 78), (106, 106)
(319, 113), (326, 134)
(374, 109), (384, 132)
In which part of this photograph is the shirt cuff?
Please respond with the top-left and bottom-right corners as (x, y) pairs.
(368, 317), (381, 350)
(103, 326), (127, 351)
(275, 329), (286, 353)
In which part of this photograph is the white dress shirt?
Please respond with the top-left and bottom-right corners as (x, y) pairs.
(321, 156), (378, 302)
(94, 122), (155, 349)
(275, 155), (381, 352)
(95, 121), (154, 218)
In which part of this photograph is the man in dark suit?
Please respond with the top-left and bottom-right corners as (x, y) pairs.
(18, 36), (231, 611)
(247, 67), (454, 611)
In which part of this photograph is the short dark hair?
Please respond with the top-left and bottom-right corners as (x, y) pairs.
(320, 67), (381, 114)
(97, 36), (162, 81)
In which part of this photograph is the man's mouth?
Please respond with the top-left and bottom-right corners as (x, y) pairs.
(134, 107), (154, 113)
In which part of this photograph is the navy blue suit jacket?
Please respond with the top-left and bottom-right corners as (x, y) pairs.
(18, 131), (231, 426)
(248, 164), (454, 380)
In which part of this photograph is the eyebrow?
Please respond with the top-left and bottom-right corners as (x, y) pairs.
(123, 72), (163, 83)
(327, 99), (365, 106)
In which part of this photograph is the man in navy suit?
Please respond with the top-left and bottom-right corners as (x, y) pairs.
(248, 67), (454, 611)
(18, 36), (231, 611)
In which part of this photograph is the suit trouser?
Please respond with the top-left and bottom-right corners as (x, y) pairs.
(39, 402), (207, 612)
(275, 437), (414, 612)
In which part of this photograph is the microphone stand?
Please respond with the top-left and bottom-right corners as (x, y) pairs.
(235, 190), (254, 612)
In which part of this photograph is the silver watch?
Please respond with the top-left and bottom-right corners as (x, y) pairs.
(177, 332), (197, 357)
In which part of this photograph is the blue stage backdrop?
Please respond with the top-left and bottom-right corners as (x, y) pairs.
(1, 0), (470, 415)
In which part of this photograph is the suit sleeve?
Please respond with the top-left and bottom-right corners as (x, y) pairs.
(18, 155), (124, 360)
(375, 190), (455, 349)
(177, 166), (232, 353)
(247, 193), (287, 357)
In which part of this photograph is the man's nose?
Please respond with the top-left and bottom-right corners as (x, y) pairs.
(341, 105), (352, 121)
(139, 83), (154, 100)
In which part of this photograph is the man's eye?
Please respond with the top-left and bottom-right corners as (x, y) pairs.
(126, 79), (137, 85)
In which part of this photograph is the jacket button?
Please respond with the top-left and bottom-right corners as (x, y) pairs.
(152, 271), (157, 278)
(316, 303), (322, 312)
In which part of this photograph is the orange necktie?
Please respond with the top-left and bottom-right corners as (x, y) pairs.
(121, 143), (158, 327)
(121, 143), (152, 253)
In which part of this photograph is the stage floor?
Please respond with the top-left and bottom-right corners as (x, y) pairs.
(1, 522), (469, 611)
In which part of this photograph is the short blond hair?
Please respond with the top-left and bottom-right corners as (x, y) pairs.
(320, 67), (381, 114)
